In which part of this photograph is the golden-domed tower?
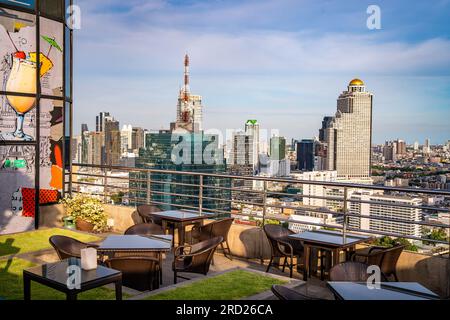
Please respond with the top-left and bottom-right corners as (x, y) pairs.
(320, 78), (373, 178)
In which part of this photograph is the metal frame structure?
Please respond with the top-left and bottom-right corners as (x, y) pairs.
(0, 0), (73, 229)
(70, 163), (450, 250)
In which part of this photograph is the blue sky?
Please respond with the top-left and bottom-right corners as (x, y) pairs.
(73, 0), (450, 144)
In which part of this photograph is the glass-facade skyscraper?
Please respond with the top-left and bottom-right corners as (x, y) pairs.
(132, 131), (231, 213)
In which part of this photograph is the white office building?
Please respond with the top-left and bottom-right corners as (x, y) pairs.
(349, 191), (423, 238)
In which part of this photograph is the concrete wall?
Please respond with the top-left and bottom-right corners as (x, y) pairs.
(40, 203), (450, 297)
(39, 203), (141, 232)
(39, 204), (65, 228)
(396, 249), (449, 297)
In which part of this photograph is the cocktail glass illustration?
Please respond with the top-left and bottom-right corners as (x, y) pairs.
(0, 32), (61, 141)
(2, 57), (37, 141)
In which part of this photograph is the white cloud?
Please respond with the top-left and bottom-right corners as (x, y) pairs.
(72, 0), (450, 143)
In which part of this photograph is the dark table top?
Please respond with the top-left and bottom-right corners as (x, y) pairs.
(327, 282), (440, 300)
(288, 229), (372, 247)
(151, 210), (212, 222)
(97, 235), (173, 252)
(23, 258), (120, 288)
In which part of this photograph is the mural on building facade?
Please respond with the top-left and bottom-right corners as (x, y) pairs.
(0, 8), (64, 232)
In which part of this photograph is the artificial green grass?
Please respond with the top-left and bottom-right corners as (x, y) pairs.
(0, 228), (101, 257)
(147, 269), (287, 300)
(0, 258), (121, 300)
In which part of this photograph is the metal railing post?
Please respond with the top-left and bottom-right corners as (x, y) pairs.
(103, 167), (108, 204)
(262, 181), (267, 226)
(342, 187), (348, 242)
(199, 175), (203, 215)
(146, 171), (152, 204)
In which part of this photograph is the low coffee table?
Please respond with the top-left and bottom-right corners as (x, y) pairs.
(23, 258), (122, 300)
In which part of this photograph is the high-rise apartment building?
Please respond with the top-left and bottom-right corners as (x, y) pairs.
(104, 119), (121, 166)
(244, 120), (260, 172)
(319, 79), (373, 178)
(132, 127), (145, 151)
(171, 54), (203, 133)
(259, 154), (290, 177)
(413, 141), (419, 151)
(383, 141), (397, 162)
(349, 192), (422, 238)
(72, 135), (82, 163)
(81, 124), (89, 164)
(84, 131), (104, 165)
(229, 131), (254, 176)
(396, 140), (407, 156)
(270, 136), (286, 161)
(120, 124), (133, 154)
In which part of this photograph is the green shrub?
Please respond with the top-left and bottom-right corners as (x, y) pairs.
(60, 194), (107, 232)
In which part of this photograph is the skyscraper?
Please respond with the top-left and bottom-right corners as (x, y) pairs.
(320, 79), (373, 178)
(120, 124), (133, 153)
(270, 136), (286, 161)
(230, 131), (254, 168)
(81, 123), (89, 164)
(297, 139), (315, 171)
(84, 131), (104, 165)
(104, 119), (121, 166)
(244, 120), (260, 172)
(171, 54), (203, 133)
(96, 112), (111, 132)
(131, 127), (145, 151)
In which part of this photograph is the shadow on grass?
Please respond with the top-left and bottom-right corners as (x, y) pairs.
(0, 238), (20, 272)
(0, 258), (122, 300)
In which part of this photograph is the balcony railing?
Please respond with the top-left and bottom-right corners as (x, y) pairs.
(68, 163), (450, 251)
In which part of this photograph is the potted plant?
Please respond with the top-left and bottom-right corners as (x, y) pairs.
(60, 194), (108, 233)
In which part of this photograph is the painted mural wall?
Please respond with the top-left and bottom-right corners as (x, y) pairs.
(0, 5), (65, 234)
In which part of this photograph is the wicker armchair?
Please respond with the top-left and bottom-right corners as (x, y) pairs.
(124, 223), (165, 236)
(49, 235), (99, 260)
(172, 236), (223, 283)
(271, 285), (320, 300)
(136, 204), (162, 224)
(352, 244), (405, 281)
(137, 204), (174, 236)
(105, 256), (160, 291)
(263, 224), (304, 278)
(191, 218), (234, 260)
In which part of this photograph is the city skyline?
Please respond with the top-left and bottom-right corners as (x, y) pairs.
(73, 0), (450, 144)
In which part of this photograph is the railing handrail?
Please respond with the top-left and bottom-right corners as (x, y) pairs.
(72, 162), (450, 196)
(69, 163), (450, 248)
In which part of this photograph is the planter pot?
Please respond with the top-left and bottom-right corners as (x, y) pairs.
(63, 216), (76, 229)
(76, 219), (95, 232)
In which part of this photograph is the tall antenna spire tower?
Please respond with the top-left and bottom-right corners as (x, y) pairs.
(183, 54), (190, 101)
